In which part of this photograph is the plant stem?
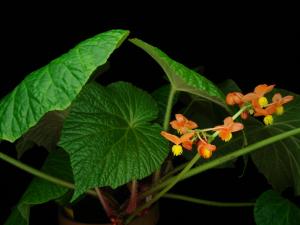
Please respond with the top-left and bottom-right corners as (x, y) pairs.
(163, 86), (176, 131)
(152, 170), (160, 184)
(95, 188), (114, 218)
(153, 86), (176, 185)
(233, 105), (250, 120)
(181, 99), (195, 115)
(126, 180), (138, 213)
(159, 162), (187, 183)
(125, 154), (200, 224)
(0, 151), (97, 197)
(163, 193), (255, 207)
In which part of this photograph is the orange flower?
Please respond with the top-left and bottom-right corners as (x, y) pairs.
(251, 93), (293, 125)
(271, 93), (294, 115)
(197, 139), (216, 159)
(213, 117), (244, 142)
(170, 114), (198, 134)
(242, 84), (275, 106)
(226, 92), (244, 106)
(160, 131), (195, 156)
(250, 100), (276, 125)
(252, 100), (276, 117)
(226, 92), (249, 119)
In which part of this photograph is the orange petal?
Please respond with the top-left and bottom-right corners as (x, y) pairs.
(226, 93), (236, 105)
(182, 141), (193, 150)
(160, 131), (181, 145)
(254, 84), (275, 96)
(180, 132), (195, 142)
(242, 93), (258, 102)
(253, 105), (275, 116)
(212, 125), (225, 131)
(272, 93), (293, 106)
(197, 140), (216, 152)
(207, 143), (217, 152)
(231, 122), (244, 132)
(272, 93), (282, 103)
(282, 95), (294, 104)
(223, 117), (234, 127)
(170, 120), (181, 130)
(226, 92), (244, 105)
(186, 120), (198, 129)
(265, 105), (276, 114)
(175, 114), (187, 123)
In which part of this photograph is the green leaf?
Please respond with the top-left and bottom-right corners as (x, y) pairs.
(59, 82), (168, 200)
(4, 209), (26, 225)
(16, 110), (69, 158)
(254, 190), (300, 225)
(4, 149), (73, 225)
(129, 38), (228, 110)
(0, 29), (129, 142)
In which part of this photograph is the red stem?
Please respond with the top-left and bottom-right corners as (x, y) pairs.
(152, 170), (161, 184)
(126, 180), (138, 214)
(95, 187), (115, 218)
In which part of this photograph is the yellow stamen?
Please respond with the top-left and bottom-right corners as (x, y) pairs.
(172, 145), (183, 156)
(263, 115), (273, 125)
(276, 106), (284, 115)
(258, 97), (268, 107)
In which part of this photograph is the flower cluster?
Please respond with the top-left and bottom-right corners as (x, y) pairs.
(226, 84), (293, 125)
(161, 84), (293, 159)
(161, 114), (243, 158)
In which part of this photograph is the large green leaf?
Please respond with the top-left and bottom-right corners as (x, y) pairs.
(59, 82), (168, 200)
(4, 149), (73, 225)
(254, 190), (300, 225)
(0, 29), (129, 142)
(129, 38), (227, 110)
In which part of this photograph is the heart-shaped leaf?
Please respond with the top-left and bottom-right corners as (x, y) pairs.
(254, 190), (300, 225)
(0, 29), (129, 142)
(129, 38), (228, 110)
(4, 149), (72, 225)
(59, 82), (168, 200)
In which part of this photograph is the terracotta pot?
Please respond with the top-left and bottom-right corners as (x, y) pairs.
(58, 204), (159, 225)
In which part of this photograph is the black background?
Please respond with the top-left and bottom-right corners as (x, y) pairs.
(0, 3), (299, 225)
